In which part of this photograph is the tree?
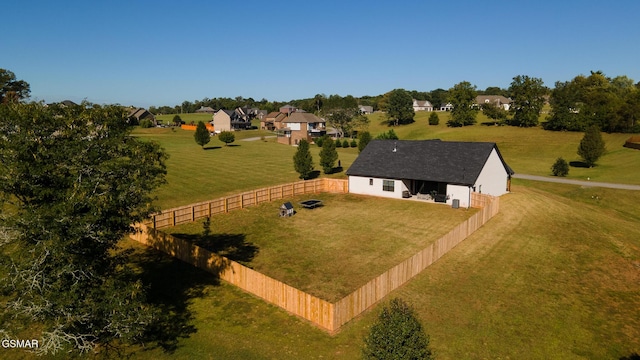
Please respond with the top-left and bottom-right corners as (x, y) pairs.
(172, 114), (183, 126)
(362, 298), (433, 360)
(448, 81), (478, 127)
(0, 68), (31, 103)
(326, 108), (369, 138)
(429, 88), (449, 110)
(386, 89), (415, 126)
(0, 102), (167, 355)
(194, 121), (211, 148)
(319, 137), (338, 174)
(508, 75), (547, 127)
(293, 139), (314, 179)
(481, 102), (508, 124)
(376, 129), (399, 140)
(428, 112), (439, 125)
(578, 125), (606, 167)
(218, 131), (235, 146)
(358, 131), (372, 152)
(551, 157), (569, 176)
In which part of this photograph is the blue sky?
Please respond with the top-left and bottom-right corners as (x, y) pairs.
(2, 0), (639, 108)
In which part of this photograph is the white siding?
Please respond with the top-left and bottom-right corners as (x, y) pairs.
(474, 148), (510, 196)
(446, 184), (471, 208)
(348, 176), (408, 199)
(289, 122), (301, 131)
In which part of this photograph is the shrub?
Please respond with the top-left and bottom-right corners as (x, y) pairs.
(336, 139), (343, 148)
(342, 139), (349, 148)
(293, 139), (314, 179)
(358, 131), (372, 152)
(578, 125), (605, 167)
(350, 139), (357, 148)
(319, 137), (338, 174)
(428, 112), (439, 125)
(551, 157), (569, 176)
(316, 134), (329, 147)
(194, 121), (211, 148)
(362, 298), (433, 360)
(139, 119), (153, 128)
(218, 131), (235, 146)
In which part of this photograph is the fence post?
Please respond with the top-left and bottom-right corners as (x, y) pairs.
(172, 210), (175, 226)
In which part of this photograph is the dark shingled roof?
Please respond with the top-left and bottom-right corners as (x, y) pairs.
(346, 140), (514, 186)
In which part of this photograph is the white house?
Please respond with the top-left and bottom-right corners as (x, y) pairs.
(345, 140), (513, 208)
(412, 99), (433, 112)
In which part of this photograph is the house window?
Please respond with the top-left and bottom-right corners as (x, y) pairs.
(369, 179), (373, 186)
(382, 180), (394, 192)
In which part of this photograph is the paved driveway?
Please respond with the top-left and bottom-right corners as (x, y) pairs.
(513, 174), (640, 191)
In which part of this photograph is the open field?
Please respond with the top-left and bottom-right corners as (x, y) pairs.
(134, 112), (639, 210)
(113, 180), (640, 359)
(164, 193), (477, 302)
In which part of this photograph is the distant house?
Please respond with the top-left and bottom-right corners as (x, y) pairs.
(277, 112), (326, 145)
(261, 111), (287, 130)
(212, 109), (251, 131)
(475, 95), (512, 111)
(412, 99), (433, 112)
(195, 106), (216, 114)
(346, 140), (514, 208)
(439, 103), (453, 111)
(128, 107), (156, 124)
(279, 104), (298, 115)
(358, 105), (374, 114)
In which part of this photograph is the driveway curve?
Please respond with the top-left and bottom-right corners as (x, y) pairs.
(513, 173), (640, 191)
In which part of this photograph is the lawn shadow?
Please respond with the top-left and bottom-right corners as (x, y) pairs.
(129, 245), (222, 354)
(307, 170), (321, 179)
(332, 166), (343, 173)
(204, 146), (222, 150)
(225, 144), (241, 147)
(570, 160), (590, 168)
(172, 233), (259, 264)
(620, 353), (640, 360)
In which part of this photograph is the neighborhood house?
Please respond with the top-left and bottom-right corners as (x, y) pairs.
(346, 140), (514, 208)
(277, 112), (326, 145)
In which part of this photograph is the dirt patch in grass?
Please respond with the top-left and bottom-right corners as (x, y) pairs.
(165, 193), (477, 301)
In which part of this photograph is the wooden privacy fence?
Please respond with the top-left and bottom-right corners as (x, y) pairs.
(151, 178), (349, 229)
(130, 180), (499, 332)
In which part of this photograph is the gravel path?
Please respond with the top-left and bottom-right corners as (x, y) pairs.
(513, 173), (640, 190)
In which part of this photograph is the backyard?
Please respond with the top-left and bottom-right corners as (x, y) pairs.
(163, 192), (477, 302)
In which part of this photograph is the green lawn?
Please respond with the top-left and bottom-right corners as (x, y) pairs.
(164, 193), (476, 302)
(111, 116), (640, 359)
(119, 180), (640, 360)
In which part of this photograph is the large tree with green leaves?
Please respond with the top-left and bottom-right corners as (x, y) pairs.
(577, 125), (606, 167)
(293, 139), (314, 179)
(194, 121), (211, 148)
(326, 108), (369, 138)
(319, 137), (338, 174)
(447, 81), (478, 127)
(0, 102), (167, 355)
(386, 89), (415, 126)
(508, 75), (547, 127)
(362, 298), (433, 360)
(0, 68), (31, 103)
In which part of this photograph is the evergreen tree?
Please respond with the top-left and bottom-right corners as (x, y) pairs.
(194, 121), (211, 148)
(578, 125), (606, 167)
(551, 157), (570, 176)
(358, 131), (372, 152)
(428, 112), (439, 125)
(319, 137), (338, 174)
(362, 298), (433, 360)
(293, 139), (314, 179)
(376, 129), (399, 140)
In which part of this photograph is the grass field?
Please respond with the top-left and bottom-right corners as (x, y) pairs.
(111, 115), (640, 359)
(111, 180), (640, 360)
(164, 193), (477, 302)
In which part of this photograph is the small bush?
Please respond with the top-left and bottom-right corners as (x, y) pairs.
(350, 139), (357, 148)
(316, 134), (328, 147)
(342, 139), (349, 148)
(428, 112), (439, 125)
(139, 119), (153, 128)
(336, 139), (343, 148)
(551, 157), (569, 177)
